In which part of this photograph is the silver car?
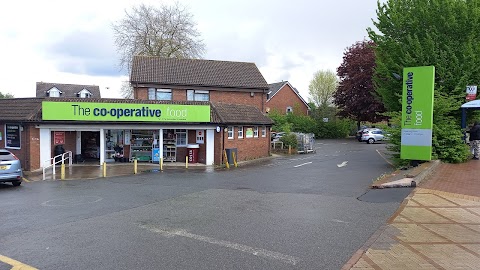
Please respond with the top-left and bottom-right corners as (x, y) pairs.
(0, 149), (23, 186)
(361, 128), (386, 144)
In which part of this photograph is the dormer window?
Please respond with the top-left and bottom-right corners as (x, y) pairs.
(77, 88), (92, 98)
(46, 87), (62, 97)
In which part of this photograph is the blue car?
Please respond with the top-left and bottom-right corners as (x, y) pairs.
(0, 149), (23, 186)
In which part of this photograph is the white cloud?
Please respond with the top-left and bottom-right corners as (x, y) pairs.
(1, 0), (380, 100)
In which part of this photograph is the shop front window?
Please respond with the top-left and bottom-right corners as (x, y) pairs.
(254, 126), (259, 138)
(175, 129), (187, 146)
(238, 126), (243, 138)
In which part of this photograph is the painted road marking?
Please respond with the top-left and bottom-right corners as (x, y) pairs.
(140, 224), (300, 266)
(293, 162), (312, 168)
(337, 161), (348, 168)
(0, 254), (38, 270)
(376, 149), (394, 167)
(22, 177), (30, 183)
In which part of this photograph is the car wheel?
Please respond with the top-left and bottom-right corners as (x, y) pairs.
(367, 138), (375, 144)
(12, 181), (21, 187)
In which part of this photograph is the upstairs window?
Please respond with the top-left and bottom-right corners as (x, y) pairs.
(77, 89), (92, 98)
(148, 88), (172, 101)
(47, 87), (61, 97)
(187, 90), (209, 101)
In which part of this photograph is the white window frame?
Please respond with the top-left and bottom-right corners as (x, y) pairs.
(78, 88), (92, 98)
(148, 88), (172, 101)
(227, 126), (234, 139)
(187, 89), (209, 101)
(238, 126), (243, 138)
(254, 126), (259, 138)
(48, 87), (61, 97)
(261, 126), (266, 137)
(175, 129), (187, 146)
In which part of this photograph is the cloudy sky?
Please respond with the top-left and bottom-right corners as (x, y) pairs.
(0, 0), (382, 101)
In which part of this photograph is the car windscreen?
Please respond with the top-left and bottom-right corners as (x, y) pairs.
(0, 152), (15, 161)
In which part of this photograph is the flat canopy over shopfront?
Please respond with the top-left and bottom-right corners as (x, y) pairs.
(461, 100), (480, 129)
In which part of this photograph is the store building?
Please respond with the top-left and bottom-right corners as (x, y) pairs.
(0, 58), (275, 171)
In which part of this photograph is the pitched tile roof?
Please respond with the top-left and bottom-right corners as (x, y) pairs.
(267, 81), (285, 98)
(36, 82), (101, 98)
(211, 102), (273, 125)
(130, 56), (269, 90)
(0, 98), (272, 125)
(267, 81), (310, 109)
(0, 98), (44, 121)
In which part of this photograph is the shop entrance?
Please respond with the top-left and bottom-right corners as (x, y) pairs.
(81, 131), (100, 161)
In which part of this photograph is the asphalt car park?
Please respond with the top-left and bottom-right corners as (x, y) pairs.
(0, 139), (407, 270)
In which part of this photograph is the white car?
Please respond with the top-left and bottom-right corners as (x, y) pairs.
(361, 128), (386, 144)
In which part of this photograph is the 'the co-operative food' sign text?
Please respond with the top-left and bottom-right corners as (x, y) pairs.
(42, 102), (211, 122)
(401, 66), (435, 160)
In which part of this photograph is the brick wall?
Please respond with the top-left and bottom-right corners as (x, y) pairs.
(50, 131), (77, 158)
(213, 126), (270, 165)
(173, 89), (187, 101)
(133, 86), (267, 112)
(211, 91), (265, 111)
(267, 84), (309, 115)
(134, 87), (149, 100)
(0, 123), (42, 171)
(28, 126), (40, 170)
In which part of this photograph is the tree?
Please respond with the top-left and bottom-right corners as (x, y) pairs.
(368, 0), (479, 163)
(112, 2), (206, 97)
(308, 69), (338, 109)
(0, 92), (14, 98)
(334, 40), (386, 130)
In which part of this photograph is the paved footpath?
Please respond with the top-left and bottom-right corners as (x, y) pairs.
(343, 160), (480, 270)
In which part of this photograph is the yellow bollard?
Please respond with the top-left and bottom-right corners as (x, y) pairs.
(134, 159), (138, 174)
(61, 163), (65, 180)
(288, 145), (292, 155)
(186, 156), (188, 169)
(223, 150), (230, 169)
(232, 151), (238, 167)
(160, 157), (163, 171)
(103, 162), (107, 178)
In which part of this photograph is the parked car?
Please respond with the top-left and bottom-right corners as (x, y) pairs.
(360, 128), (386, 144)
(0, 149), (23, 186)
(355, 125), (369, 142)
(271, 132), (286, 142)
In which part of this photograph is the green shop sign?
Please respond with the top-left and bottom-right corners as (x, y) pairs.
(42, 101), (211, 122)
(400, 66), (435, 161)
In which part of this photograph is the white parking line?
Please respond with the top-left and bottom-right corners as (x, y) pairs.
(140, 224), (300, 266)
(293, 162), (312, 168)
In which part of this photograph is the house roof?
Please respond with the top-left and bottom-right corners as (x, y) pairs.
(36, 82), (101, 98)
(0, 98), (272, 125)
(130, 56), (269, 90)
(211, 102), (273, 125)
(267, 81), (310, 109)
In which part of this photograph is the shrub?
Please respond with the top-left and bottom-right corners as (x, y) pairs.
(280, 133), (298, 148)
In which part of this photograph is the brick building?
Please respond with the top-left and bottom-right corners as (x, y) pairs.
(266, 81), (310, 115)
(0, 57), (273, 171)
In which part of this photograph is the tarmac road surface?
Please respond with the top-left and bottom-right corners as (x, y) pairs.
(0, 139), (413, 270)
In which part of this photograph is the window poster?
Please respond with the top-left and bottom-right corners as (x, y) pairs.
(246, 127), (254, 138)
(6, 124), (21, 149)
